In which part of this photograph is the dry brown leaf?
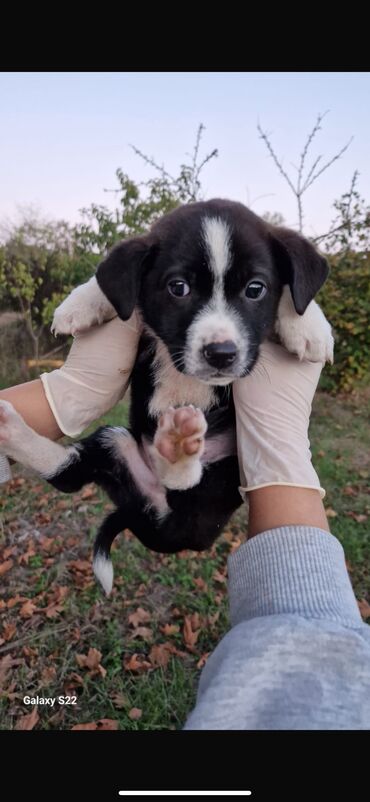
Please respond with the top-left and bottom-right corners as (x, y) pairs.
(149, 643), (172, 669)
(343, 485), (357, 496)
(160, 623), (180, 636)
(81, 485), (97, 500)
(128, 607), (152, 628)
(358, 599), (370, 619)
(213, 569), (227, 584)
(41, 666), (57, 683)
(123, 653), (151, 673)
(20, 600), (38, 618)
(0, 560), (13, 576)
(3, 623), (17, 642)
(111, 692), (129, 709)
(44, 602), (65, 619)
(193, 576), (207, 591)
(325, 508), (338, 518)
(71, 722), (97, 731)
(76, 647), (102, 670)
(130, 627), (153, 642)
(183, 615), (200, 650)
(3, 546), (16, 560)
(197, 652), (210, 669)
(15, 707), (39, 731)
(128, 707), (142, 721)
(7, 595), (28, 609)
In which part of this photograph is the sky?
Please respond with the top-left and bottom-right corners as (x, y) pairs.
(0, 71), (369, 238)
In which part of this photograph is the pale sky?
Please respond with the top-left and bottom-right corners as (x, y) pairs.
(0, 71), (369, 238)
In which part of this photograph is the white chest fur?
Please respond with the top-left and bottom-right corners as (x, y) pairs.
(148, 339), (216, 417)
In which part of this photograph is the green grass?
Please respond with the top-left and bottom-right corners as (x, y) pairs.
(0, 390), (369, 730)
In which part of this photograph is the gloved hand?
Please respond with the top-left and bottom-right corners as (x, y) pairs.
(40, 311), (142, 437)
(233, 340), (325, 499)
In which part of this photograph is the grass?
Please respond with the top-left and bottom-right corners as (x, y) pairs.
(0, 389), (369, 730)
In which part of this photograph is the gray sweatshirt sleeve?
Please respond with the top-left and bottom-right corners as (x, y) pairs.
(184, 526), (370, 730)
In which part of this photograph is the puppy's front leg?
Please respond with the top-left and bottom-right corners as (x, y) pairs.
(275, 286), (334, 363)
(149, 406), (208, 490)
(51, 276), (116, 336)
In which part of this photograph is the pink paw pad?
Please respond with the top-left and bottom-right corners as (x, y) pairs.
(154, 405), (207, 464)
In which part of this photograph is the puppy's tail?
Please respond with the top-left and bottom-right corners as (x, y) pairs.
(93, 509), (126, 596)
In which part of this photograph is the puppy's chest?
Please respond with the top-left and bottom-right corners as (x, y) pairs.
(148, 339), (216, 417)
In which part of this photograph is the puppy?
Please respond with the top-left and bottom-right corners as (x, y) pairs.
(0, 199), (333, 594)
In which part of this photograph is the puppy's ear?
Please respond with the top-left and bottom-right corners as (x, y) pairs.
(270, 227), (329, 315)
(96, 236), (156, 320)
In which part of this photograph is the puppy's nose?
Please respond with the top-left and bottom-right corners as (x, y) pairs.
(202, 341), (237, 368)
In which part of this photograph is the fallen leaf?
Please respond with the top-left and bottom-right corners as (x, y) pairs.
(343, 485), (357, 497)
(15, 707), (39, 731)
(213, 569), (227, 584)
(149, 643), (172, 669)
(0, 560), (13, 576)
(71, 722), (97, 730)
(128, 607), (152, 628)
(41, 666), (57, 683)
(325, 508), (338, 518)
(130, 627), (153, 642)
(128, 707), (142, 721)
(72, 719), (118, 731)
(123, 653), (151, 673)
(111, 692), (129, 709)
(353, 514), (368, 523)
(317, 450), (326, 457)
(193, 576), (208, 591)
(358, 599), (370, 619)
(197, 652), (210, 669)
(3, 546), (16, 560)
(20, 600), (38, 618)
(160, 623), (180, 636)
(76, 647), (106, 677)
(2, 623), (17, 642)
(183, 615), (200, 650)
(81, 485), (97, 500)
(7, 595), (28, 609)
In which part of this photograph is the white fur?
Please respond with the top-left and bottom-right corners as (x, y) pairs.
(93, 552), (114, 596)
(0, 400), (79, 477)
(184, 216), (248, 381)
(51, 276), (116, 336)
(202, 217), (231, 280)
(99, 426), (169, 517)
(149, 339), (216, 416)
(275, 286), (334, 363)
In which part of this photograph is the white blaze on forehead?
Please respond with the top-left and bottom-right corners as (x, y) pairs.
(202, 217), (231, 281)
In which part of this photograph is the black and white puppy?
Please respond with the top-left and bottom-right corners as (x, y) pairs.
(0, 199), (333, 594)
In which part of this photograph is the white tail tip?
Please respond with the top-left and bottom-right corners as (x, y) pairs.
(93, 552), (114, 596)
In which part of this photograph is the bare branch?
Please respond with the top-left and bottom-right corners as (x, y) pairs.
(257, 123), (296, 196)
(303, 137), (354, 192)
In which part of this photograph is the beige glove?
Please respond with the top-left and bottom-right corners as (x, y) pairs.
(40, 312), (142, 437)
(233, 340), (325, 500)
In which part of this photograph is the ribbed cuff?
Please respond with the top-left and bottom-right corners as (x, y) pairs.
(228, 526), (362, 628)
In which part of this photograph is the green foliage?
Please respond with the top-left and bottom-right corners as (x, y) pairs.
(317, 177), (370, 392)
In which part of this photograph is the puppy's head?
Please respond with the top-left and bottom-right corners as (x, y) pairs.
(96, 199), (328, 384)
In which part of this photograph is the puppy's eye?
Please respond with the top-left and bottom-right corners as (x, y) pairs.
(167, 279), (191, 298)
(245, 280), (267, 300)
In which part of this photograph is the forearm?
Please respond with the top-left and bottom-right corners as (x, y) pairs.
(184, 525), (370, 730)
(0, 379), (62, 440)
(248, 485), (329, 538)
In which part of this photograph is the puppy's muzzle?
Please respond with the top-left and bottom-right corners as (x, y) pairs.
(202, 340), (238, 369)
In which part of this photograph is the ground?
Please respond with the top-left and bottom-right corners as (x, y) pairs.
(0, 390), (369, 730)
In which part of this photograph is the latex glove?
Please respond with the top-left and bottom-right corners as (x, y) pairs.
(40, 311), (142, 437)
(233, 340), (325, 499)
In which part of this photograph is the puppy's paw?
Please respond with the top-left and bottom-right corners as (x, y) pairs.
(276, 288), (334, 363)
(0, 400), (28, 453)
(51, 276), (116, 336)
(154, 406), (207, 463)
(152, 406), (207, 490)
